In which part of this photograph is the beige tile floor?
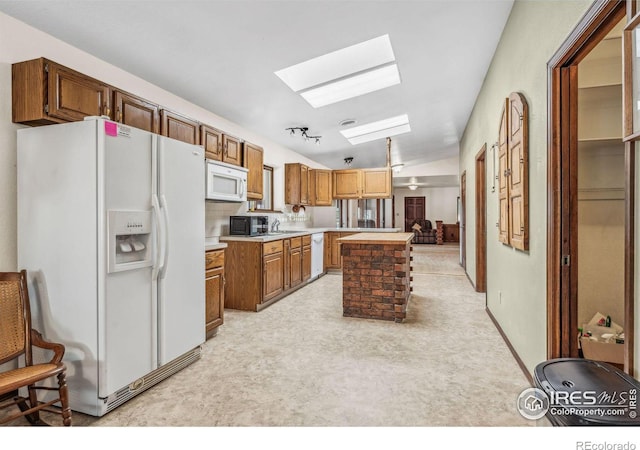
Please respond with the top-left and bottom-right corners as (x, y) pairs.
(2, 243), (536, 427)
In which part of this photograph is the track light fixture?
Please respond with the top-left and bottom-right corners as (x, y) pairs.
(285, 127), (321, 145)
(344, 157), (354, 166)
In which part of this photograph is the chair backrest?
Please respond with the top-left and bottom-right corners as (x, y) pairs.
(0, 271), (32, 366)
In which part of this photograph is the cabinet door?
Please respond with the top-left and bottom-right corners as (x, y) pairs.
(283, 239), (291, 291)
(113, 90), (160, 133)
(160, 109), (200, 144)
(263, 252), (284, 301)
(223, 135), (243, 166)
(300, 165), (309, 205)
(201, 125), (223, 161)
(205, 266), (224, 336)
(290, 246), (302, 287)
(302, 244), (311, 281)
(285, 163), (309, 205)
(361, 168), (392, 198)
(332, 170), (361, 199)
(243, 142), (264, 200)
(311, 169), (333, 206)
(48, 61), (111, 122)
(328, 232), (341, 268)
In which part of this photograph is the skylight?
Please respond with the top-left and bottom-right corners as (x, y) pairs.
(340, 114), (411, 145)
(275, 34), (400, 108)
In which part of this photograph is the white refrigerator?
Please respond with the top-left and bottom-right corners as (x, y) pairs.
(17, 117), (205, 416)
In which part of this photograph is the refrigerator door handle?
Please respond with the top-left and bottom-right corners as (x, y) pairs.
(159, 194), (170, 280)
(152, 194), (164, 281)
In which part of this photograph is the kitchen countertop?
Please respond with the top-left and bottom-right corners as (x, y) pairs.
(337, 232), (414, 245)
(205, 238), (228, 251)
(218, 227), (401, 243)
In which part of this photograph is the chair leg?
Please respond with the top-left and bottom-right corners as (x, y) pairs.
(57, 372), (72, 426)
(16, 391), (47, 426)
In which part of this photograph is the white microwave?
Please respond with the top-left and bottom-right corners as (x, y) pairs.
(205, 160), (248, 202)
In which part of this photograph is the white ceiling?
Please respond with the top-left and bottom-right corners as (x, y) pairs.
(0, 0), (514, 186)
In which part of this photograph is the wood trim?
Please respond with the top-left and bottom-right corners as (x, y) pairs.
(486, 307), (533, 386)
(547, 0), (628, 365)
(475, 144), (487, 293)
(461, 171), (466, 270)
(625, 141), (635, 376)
(547, 0), (625, 68)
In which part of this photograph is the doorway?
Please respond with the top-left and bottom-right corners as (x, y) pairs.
(404, 197), (425, 231)
(548, 1), (633, 374)
(460, 171), (466, 269)
(475, 145), (487, 293)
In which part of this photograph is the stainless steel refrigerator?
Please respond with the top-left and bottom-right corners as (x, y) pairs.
(17, 117), (205, 416)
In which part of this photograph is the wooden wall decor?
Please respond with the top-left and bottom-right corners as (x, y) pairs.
(497, 92), (529, 251)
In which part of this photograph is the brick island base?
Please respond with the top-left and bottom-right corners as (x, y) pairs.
(338, 232), (414, 322)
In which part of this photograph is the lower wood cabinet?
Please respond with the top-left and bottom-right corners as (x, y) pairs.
(223, 235), (316, 311)
(324, 231), (356, 270)
(263, 240), (284, 302)
(302, 235), (311, 281)
(289, 237), (302, 288)
(205, 249), (225, 338)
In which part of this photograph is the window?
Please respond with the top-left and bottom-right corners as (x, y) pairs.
(336, 198), (387, 228)
(251, 165), (274, 211)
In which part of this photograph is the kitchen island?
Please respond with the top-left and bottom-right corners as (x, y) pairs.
(338, 232), (414, 322)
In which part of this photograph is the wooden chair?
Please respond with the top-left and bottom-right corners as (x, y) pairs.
(0, 270), (71, 426)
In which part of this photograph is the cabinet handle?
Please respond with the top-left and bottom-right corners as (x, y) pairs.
(116, 108), (122, 122)
(224, 143), (228, 156)
(103, 105), (111, 117)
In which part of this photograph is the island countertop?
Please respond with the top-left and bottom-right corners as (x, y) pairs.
(337, 232), (414, 245)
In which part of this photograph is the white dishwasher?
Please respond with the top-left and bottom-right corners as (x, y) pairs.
(311, 232), (324, 279)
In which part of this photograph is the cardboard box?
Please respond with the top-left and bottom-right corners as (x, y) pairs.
(580, 337), (624, 364)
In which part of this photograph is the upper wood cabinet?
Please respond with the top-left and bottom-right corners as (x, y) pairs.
(160, 109), (200, 145)
(201, 126), (243, 166)
(332, 168), (392, 199)
(201, 125), (223, 160)
(332, 169), (361, 199)
(284, 163), (309, 205)
(113, 90), (160, 133)
(361, 168), (392, 198)
(12, 58), (111, 125)
(243, 141), (264, 200)
(309, 169), (333, 206)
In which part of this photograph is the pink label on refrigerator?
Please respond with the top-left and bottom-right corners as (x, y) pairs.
(105, 121), (118, 137)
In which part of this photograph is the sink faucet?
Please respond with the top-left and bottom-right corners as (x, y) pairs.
(271, 218), (280, 232)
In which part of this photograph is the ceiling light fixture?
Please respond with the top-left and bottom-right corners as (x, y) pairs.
(344, 157), (354, 166)
(391, 163), (404, 173)
(339, 119), (357, 127)
(275, 34), (400, 108)
(285, 127), (321, 145)
(408, 185), (418, 191)
(340, 114), (411, 145)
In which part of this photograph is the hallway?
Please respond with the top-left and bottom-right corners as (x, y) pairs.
(7, 243), (534, 427)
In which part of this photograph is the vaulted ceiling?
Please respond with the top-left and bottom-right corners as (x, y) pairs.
(0, 0), (514, 186)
